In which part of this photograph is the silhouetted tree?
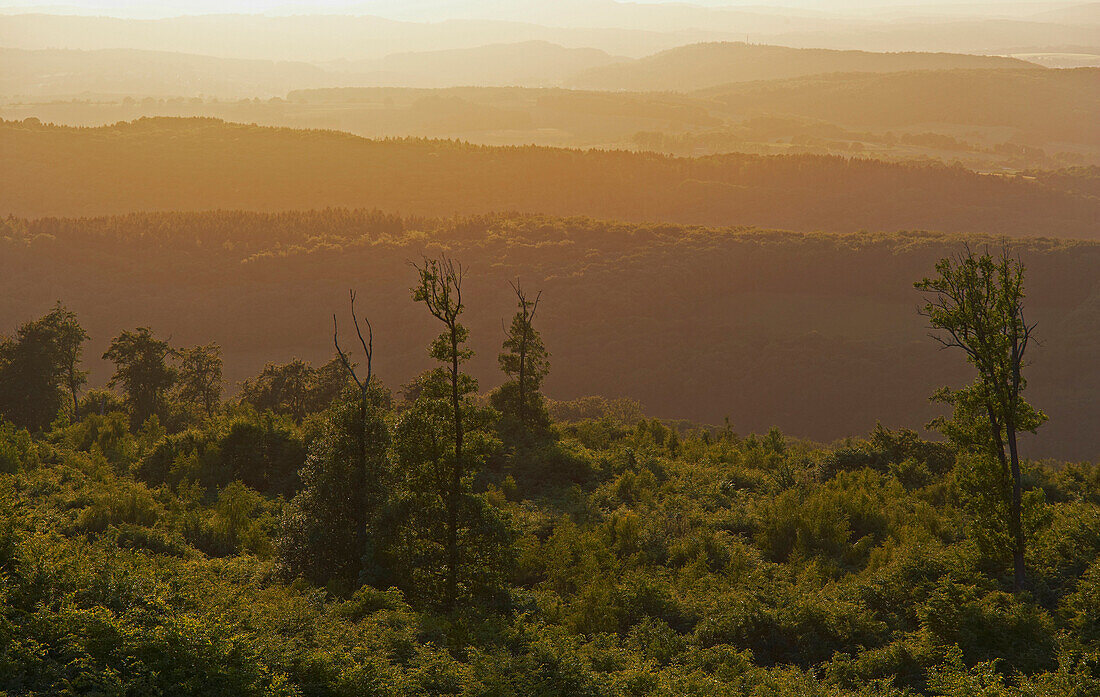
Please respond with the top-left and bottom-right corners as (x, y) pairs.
(0, 303), (87, 430)
(916, 245), (1046, 591)
(240, 356), (351, 423)
(493, 280), (551, 442)
(399, 256), (509, 607)
(176, 343), (223, 416)
(103, 327), (176, 426)
(311, 356), (353, 409)
(47, 303), (89, 419)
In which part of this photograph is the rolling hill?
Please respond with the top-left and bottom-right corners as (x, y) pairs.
(696, 68), (1100, 145)
(0, 43), (625, 99)
(567, 42), (1037, 92)
(0, 47), (336, 99)
(1, 11), (1092, 61)
(329, 41), (623, 88)
(3, 117), (1097, 237)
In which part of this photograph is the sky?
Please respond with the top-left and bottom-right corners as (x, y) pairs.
(0, 0), (1082, 19)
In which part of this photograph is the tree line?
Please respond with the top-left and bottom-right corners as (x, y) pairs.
(1, 255), (553, 608)
(0, 247), (1046, 601)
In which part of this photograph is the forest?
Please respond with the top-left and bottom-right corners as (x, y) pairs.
(3, 5), (1098, 693)
(2, 243), (1099, 696)
(1, 210), (1097, 461)
(3, 117), (1100, 238)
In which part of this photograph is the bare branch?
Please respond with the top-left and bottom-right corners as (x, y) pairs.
(333, 313), (364, 392)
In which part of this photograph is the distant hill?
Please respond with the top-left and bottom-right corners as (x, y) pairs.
(567, 42), (1037, 92)
(3, 117), (1097, 238)
(7, 65), (1095, 169)
(0, 12), (721, 62)
(0, 42), (624, 98)
(0, 47), (335, 99)
(1, 12), (1091, 63)
(696, 68), (1100, 145)
(2, 211), (1096, 460)
(1029, 2), (1100, 24)
(333, 41), (624, 88)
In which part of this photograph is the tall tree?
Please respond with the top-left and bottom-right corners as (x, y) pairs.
(402, 255), (509, 608)
(0, 304), (87, 430)
(916, 245), (1046, 591)
(279, 291), (395, 587)
(331, 290), (381, 561)
(414, 255), (468, 608)
(103, 327), (176, 426)
(176, 343), (223, 416)
(495, 280), (550, 436)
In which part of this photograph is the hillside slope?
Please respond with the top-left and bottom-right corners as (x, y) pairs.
(696, 68), (1100, 145)
(2, 117), (1096, 238)
(2, 211), (1096, 460)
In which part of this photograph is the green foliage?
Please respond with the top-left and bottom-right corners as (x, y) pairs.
(103, 326), (177, 426)
(0, 411), (1098, 696)
(176, 342), (224, 417)
(277, 386), (391, 585)
(0, 302), (87, 431)
(0, 290), (1098, 695)
(137, 411), (307, 495)
(240, 356), (349, 423)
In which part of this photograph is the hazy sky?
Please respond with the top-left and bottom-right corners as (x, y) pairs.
(0, 0), (1081, 19)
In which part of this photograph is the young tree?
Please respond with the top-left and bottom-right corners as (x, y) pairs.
(493, 280), (551, 441)
(103, 327), (177, 427)
(0, 304), (88, 430)
(176, 343), (223, 416)
(916, 245), (1046, 591)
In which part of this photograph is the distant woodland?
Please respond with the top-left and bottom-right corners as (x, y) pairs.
(3, 118), (1099, 238)
(5, 66), (1097, 170)
(2, 211), (1096, 462)
(566, 43), (1035, 91)
(0, 43), (1037, 98)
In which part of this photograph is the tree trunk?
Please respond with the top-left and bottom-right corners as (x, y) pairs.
(356, 397), (368, 551)
(518, 331), (527, 425)
(1006, 424), (1025, 592)
(446, 324), (462, 609)
(68, 372), (80, 419)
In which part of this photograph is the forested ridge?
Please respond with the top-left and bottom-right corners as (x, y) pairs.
(3, 117), (1099, 238)
(1, 242), (1099, 696)
(8, 68), (1096, 170)
(2, 210), (1097, 461)
(568, 43), (1035, 91)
